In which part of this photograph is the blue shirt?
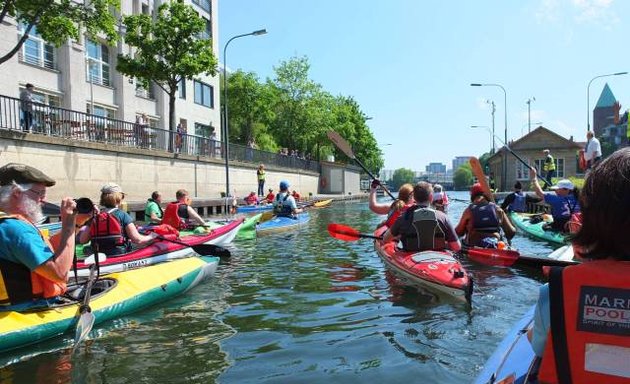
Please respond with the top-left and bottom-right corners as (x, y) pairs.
(543, 193), (580, 220)
(531, 283), (550, 357)
(0, 218), (54, 270)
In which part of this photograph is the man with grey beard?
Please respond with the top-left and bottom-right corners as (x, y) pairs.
(0, 163), (77, 306)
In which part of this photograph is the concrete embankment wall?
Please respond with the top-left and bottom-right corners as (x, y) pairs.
(0, 131), (320, 203)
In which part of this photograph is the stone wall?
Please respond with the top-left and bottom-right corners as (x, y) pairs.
(0, 131), (319, 203)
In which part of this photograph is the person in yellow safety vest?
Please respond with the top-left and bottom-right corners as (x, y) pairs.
(0, 163), (78, 307)
(542, 149), (556, 190)
(257, 164), (266, 197)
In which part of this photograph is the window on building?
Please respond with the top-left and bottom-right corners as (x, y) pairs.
(192, 0), (211, 13)
(86, 40), (111, 86)
(533, 158), (565, 178)
(18, 23), (56, 70)
(515, 158), (531, 180)
(195, 122), (213, 137)
(135, 81), (155, 99)
(194, 80), (213, 108)
(179, 79), (186, 99)
(86, 104), (116, 119)
(201, 18), (212, 39)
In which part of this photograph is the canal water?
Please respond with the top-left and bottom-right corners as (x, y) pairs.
(0, 192), (558, 383)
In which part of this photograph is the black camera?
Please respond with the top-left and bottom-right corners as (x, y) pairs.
(74, 197), (94, 214)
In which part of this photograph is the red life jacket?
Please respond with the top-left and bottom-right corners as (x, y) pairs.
(162, 202), (188, 230)
(0, 212), (66, 305)
(89, 208), (126, 251)
(384, 201), (414, 227)
(539, 260), (630, 384)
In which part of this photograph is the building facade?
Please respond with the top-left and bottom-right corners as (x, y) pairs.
(0, 0), (220, 138)
(425, 162), (446, 174)
(486, 126), (582, 191)
(452, 156), (471, 172)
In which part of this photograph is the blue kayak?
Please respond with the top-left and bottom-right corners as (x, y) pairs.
(235, 204), (274, 213)
(256, 212), (310, 236)
(474, 306), (538, 384)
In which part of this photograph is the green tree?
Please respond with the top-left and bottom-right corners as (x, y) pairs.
(117, 2), (217, 138)
(453, 165), (473, 190)
(223, 70), (276, 149)
(0, 0), (119, 66)
(391, 168), (415, 190)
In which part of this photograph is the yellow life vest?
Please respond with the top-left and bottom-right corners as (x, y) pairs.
(543, 155), (556, 171)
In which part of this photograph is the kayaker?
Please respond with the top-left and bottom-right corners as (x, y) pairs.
(542, 149), (556, 189)
(262, 188), (275, 204)
(455, 183), (515, 248)
(161, 189), (207, 230)
(528, 148), (630, 383)
(292, 190), (301, 202)
(530, 169), (580, 232)
(244, 191), (259, 206)
(500, 181), (542, 213)
(431, 183), (449, 213)
(369, 180), (415, 227)
(77, 183), (157, 256)
(0, 163), (77, 306)
(383, 182), (461, 252)
(144, 191), (163, 224)
(273, 181), (303, 217)
(257, 164), (266, 197)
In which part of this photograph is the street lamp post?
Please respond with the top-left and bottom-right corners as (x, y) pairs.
(526, 97), (535, 133)
(471, 83), (507, 191)
(587, 72), (627, 133)
(222, 28), (267, 199)
(486, 99), (496, 153)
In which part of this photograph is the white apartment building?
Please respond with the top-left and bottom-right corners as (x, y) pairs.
(0, 0), (220, 138)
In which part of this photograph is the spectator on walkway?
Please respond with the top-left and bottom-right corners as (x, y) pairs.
(135, 114), (148, 148)
(175, 123), (184, 154)
(20, 84), (35, 132)
(542, 149), (556, 189)
(257, 164), (266, 196)
(584, 130), (602, 170)
(209, 128), (217, 157)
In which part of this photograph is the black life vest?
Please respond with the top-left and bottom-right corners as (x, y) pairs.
(274, 193), (293, 217)
(470, 202), (500, 233)
(401, 205), (446, 251)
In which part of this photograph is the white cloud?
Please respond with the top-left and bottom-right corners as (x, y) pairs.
(535, 0), (619, 26)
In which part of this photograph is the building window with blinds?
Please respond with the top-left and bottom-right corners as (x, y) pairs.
(18, 24), (56, 70)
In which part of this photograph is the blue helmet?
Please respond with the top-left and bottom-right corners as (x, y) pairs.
(279, 180), (290, 190)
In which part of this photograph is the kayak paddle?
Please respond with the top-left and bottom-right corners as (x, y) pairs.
(151, 234), (232, 259)
(72, 253), (106, 352)
(327, 223), (383, 241)
(327, 130), (396, 200)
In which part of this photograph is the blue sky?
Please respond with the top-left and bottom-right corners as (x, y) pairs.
(219, 0), (629, 171)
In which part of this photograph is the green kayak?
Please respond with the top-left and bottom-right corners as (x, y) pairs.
(508, 211), (567, 245)
(184, 213), (261, 241)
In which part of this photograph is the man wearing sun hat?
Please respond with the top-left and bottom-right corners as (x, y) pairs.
(0, 163), (78, 306)
(531, 168), (580, 232)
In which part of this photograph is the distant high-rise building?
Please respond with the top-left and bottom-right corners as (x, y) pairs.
(426, 162), (446, 173)
(452, 156), (472, 171)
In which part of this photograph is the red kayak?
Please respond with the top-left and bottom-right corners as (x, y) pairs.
(373, 226), (473, 303)
(73, 218), (243, 277)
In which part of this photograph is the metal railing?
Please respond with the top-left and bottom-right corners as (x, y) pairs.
(0, 94), (320, 172)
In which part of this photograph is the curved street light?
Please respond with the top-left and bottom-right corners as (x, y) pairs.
(586, 72), (627, 133)
(222, 28), (267, 199)
(471, 83), (507, 190)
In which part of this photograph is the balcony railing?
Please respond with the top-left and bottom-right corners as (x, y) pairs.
(0, 94), (320, 172)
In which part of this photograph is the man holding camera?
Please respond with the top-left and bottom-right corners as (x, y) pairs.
(0, 163), (78, 306)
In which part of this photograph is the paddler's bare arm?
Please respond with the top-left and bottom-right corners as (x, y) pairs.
(34, 198), (76, 283)
(187, 205), (206, 226)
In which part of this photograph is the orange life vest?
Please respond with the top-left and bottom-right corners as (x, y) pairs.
(539, 260), (630, 384)
(0, 212), (66, 305)
(162, 202), (188, 230)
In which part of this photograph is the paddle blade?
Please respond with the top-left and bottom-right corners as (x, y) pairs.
(73, 310), (95, 351)
(469, 157), (494, 203)
(466, 247), (519, 267)
(327, 131), (355, 159)
(327, 223), (363, 241)
(259, 211), (275, 223)
(191, 244), (231, 259)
